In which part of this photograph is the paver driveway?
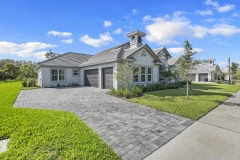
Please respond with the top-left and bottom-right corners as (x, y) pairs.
(14, 87), (193, 160)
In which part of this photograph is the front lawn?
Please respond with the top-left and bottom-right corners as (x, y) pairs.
(0, 81), (120, 159)
(129, 83), (240, 120)
(191, 82), (240, 93)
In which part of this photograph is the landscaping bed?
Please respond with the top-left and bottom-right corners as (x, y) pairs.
(0, 81), (120, 159)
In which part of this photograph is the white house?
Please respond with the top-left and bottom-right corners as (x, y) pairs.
(37, 30), (171, 89)
(189, 59), (218, 82)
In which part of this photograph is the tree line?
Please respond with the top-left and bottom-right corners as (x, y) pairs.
(0, 59), (37, 81)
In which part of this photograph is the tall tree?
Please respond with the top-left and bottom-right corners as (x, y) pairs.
(215, 65), (225, 80)
(2, 63), (19, 80)
(18, 62), (37, 80)
(230, 62), (239, 80)
(45, 50), (59, 60)
(236, 69), (240, 80)
(179, 40), (196, 100)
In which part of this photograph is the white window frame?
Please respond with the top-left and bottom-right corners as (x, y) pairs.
(72, 69), (80, 77)
(140, 67), (146, 82)
(147, 67), (152, 82)
(133, 65), (152, 83)
(51, 69), (58, 81)
(51, 68), (65, 82)
(133, 66), (139, 82)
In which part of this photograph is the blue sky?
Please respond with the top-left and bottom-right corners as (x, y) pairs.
(0, 0), (240, 68)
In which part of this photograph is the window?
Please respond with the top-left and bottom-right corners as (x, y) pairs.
(51, 69), (58, 81)
(140, 67), (146, 82)
(73, 69), (79, 76)
(133, 67), (139, 82)
(51, 69), (65, 81)
(133, 66), (152, 83)
(59, 69), (65, 81)
(147, 67), (152, 82)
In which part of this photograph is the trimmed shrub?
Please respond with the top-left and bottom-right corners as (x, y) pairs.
(22, 80), (27, 87)
(110, 86), (143, 98)
(215, 80), (222, 84)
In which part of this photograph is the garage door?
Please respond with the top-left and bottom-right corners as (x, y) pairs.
(103, 67), (113, 89)
(85, 69), (98, 87)
(199, 73), (208, 82)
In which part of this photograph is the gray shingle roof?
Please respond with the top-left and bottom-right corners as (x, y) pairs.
(190, 64), (217, 73)
(168, 58), (179, 66)
(38, 52), (92, 67)
(153, 47), (172, 59)
(79, 42), (161, 67)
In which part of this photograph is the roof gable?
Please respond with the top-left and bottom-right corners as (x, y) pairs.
(153, 47), (172, 59)
(124, 44), (161, 62)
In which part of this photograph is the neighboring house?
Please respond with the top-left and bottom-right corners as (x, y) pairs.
(189, 59), (218, 82)
(37, 52), (92, 87)
(37, 30), (171, 89)
(168, 58), (181, 81)
(153, 47), (172, 71)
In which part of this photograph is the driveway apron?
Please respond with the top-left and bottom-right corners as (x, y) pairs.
(14, 87), (193, 160)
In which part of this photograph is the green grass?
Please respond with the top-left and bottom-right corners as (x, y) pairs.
(191, 82), (240, 93)
(0, 81), (120, 160)
(130, 83), (240, 120)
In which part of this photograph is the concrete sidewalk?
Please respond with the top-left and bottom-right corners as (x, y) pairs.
(145, 91), (240, 160)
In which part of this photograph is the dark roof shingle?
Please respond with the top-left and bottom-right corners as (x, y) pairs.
(38, 52), (92, 67)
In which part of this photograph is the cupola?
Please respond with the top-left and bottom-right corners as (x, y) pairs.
(127, 30), (146, 48)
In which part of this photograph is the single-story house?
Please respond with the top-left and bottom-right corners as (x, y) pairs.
(189, 59), (218, 82)
(37, 30), (171, 89)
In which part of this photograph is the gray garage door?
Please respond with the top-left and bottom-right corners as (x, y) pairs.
(103, 67), (113, 89)
(199, 73), (208, 82)
(85, 69), (98, 87)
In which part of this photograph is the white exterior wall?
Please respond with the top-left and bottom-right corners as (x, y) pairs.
(80, 62), (117, 89)
(38, 67), (81, 87)
(131, 48), (159, 83)
(37, 68), (42, 86)
(196, 74), (199, 82)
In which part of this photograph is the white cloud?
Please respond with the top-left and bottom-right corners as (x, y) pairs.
(80, 32), (113, 47)
(196, 9), (213, 16)
(168, 47), (203, 55)
(132, 9), (138, 15)
(194, 48), (204, 53)
(217, 4), (235, 12)
(103, 20), (112, 27)
(232, 13), (240, 17)
(143, 11), (240, 44)
(61, 39), (73, 44)
(0, 41), (56, 59)
(217, 4), (235, 13)
(144, 12), (190, 45)
(47, 30), (72, 37)
(113, 28), (122, 34)
(205, 0), (235, 13)
(189, 25), (209, 38)
(205, 0), (219, 7)
(143, 15), (152, 22)
(168, 47), (184, 55)
(209, 24), (240, 36)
